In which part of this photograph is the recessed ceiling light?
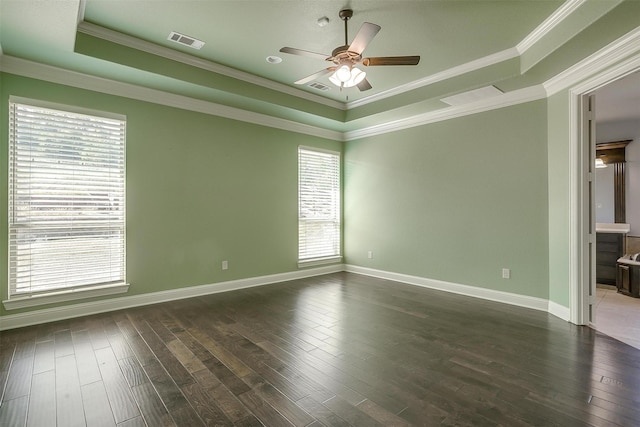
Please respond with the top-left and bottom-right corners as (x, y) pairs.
(266, 56), (282, 64)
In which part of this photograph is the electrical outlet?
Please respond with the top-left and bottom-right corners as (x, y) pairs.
(502, 268), (510, 279)
(222, 260), (228, 270)
(367, 250), (373, 259)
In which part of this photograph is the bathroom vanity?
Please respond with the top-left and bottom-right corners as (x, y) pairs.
(596, 223), (630, 286)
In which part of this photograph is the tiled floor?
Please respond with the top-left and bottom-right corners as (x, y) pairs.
(595, 285), (640, 349)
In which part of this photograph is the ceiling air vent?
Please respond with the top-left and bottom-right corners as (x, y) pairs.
(167, 31), (205, 50)
(308, 82), (330, 91)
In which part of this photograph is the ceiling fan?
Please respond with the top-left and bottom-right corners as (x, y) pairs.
(280, 9), (420, 91)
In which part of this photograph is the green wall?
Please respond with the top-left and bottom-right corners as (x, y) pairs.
(1, 0), (638, 321)
(0, 73), (341, 317)
(344, 100), (550, 299)
(546, 92), (572, 307)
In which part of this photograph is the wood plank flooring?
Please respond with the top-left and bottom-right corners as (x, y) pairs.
(1, 272), (639, 426)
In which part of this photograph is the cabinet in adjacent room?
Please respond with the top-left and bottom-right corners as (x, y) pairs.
(596, 232), (626, 286)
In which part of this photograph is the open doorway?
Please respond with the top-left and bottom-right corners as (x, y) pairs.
(592, 71), (640, 349)
(570, 63), (640, 348)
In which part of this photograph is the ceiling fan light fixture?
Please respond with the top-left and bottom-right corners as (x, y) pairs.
(335, 65), (352, 82)
(281, 8), (419, 92)
(346, 67), (366, 87)
(329, 65), (366, 88)
(328, 73), (341, 87)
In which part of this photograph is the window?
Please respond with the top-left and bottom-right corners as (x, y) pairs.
(298, 146), (341, 265)
(7, 98), (127, 307)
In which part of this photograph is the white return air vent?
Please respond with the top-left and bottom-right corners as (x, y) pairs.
(167, 31), (205, 50)
(440, 85), (503, 106)
(308, 82), (330, 91)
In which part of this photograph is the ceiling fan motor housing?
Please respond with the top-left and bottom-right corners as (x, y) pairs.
(329, 46), (361, 66)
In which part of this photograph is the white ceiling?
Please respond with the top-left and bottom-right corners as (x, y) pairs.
(596, 70), (640, 124)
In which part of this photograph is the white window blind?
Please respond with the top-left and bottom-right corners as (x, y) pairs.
(8, 100), (126, 297)
(298, 147), (341, 261)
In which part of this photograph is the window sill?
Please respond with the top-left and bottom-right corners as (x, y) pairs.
(3, 282), (130, 310)
(298, 256), (343, 269)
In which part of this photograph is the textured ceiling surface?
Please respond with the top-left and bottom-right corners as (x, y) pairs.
(0, 0), (638, 133)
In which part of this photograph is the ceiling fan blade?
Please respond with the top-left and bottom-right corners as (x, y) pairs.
(362, 56), (421, 66)
(348, 22), (381, 55)
(279, 47), (329, 61)
(294, 68), (333, 85)
(357, 78), (372, 91)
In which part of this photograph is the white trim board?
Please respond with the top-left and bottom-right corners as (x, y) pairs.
(2, 24), (639, 143)
(77, 21), (345, 111)
(0, 264), (571, 331)
(78, 0), (581, 113)
(0, 55), (344, 142)
(346, 48), (519, 110)
(344, 265), (566, 319)
(0, 264), (343, 331)
(516, 0), (587, 55)
(344, 85), (547, 141)
(544, 26), (640, 96)
(565, 50), (640, 326)
(548, 300), (571, 322)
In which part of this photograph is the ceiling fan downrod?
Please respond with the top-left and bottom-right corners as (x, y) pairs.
(339, 9), (353, 46)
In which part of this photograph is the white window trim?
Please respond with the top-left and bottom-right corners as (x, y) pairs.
(5, 96), (128, 309)
(298, 146), (342, 265)
(298, 256), (343, 269)
(3, 282), (130, 310)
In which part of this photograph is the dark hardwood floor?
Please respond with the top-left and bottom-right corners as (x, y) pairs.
(1, 272), (639, 426)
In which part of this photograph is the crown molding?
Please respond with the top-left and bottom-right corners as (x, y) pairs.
(3, 22), (636, 143)
(77, 1), (583, 114)
(347, 0), (586, 110)
(77, 21), (346, 111)
(517, 0), (587, 54)
(70, 1), (597, 117)
(344, 85), (547, 141)
(573, 55), (640, 99)
(0, 55), (344, 141)
(0, 54), (549, 143)
(544, 26), (640, 96)
(346, 48), (520, 110)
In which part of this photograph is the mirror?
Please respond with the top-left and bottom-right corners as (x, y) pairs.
(595, 140), (631, 223)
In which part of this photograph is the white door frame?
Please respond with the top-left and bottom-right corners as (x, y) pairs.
(568, 56), (640, 325)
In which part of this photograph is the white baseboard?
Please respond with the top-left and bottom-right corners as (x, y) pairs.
(548, 300), (571, 321)
(0, 263), (571, 330)
(0, 264), (344, 331)
(345, 264), (552, 314)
